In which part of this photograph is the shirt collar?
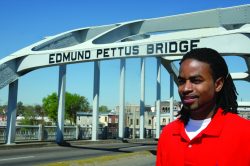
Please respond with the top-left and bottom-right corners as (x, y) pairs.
(202, 108), (225, 136)
(172, 108), (226, 138)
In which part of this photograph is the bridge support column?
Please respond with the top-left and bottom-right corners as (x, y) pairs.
(6, 80), (18, 144)
(56, 65), (66, 144)
(139, 58), (145, 139)
(169, 73), (174, 122)
(156, 58), (161, 139)
(92, 61), (100, 141)
(119, 59), (126, 139)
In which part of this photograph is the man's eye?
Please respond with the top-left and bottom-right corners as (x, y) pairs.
(178, 79), (185, 85)
(192, 79), (202, 84)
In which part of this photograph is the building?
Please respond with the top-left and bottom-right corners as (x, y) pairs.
(0, 114), (6, 126)
(76, 112), (94, 127)
(238, 108), (250, 120)
(76, 111), (119, 127)
(76, 110), (119, 139)
(76, 100), (250, 139)
(115, 100), (181, 138)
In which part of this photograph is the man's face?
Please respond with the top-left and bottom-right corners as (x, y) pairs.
(178, 59), (221, 119)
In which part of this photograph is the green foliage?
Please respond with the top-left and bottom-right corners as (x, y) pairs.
(21, 105), (36, 125)
(42, 92), (90, 124)
(35, 104), (44, 117)
(17, 101), (25, 117)
(0, 105), (7, 114)
(17, 104), (46, 125)
(99, 105), (109, 112)
(42, 92), (58, 122)
(65, 92), (90, 124)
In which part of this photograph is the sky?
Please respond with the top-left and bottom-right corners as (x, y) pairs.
(1, 0), (250, 109)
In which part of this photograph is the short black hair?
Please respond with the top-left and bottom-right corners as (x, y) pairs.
(177, 48), (238, 123)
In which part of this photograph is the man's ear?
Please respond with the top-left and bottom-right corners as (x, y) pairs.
(215, 77), (224, 92)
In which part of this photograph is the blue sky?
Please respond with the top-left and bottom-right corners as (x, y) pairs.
(1, 0), (250, 109)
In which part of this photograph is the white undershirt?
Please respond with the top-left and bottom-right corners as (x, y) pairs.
(185, 118), (211, 140)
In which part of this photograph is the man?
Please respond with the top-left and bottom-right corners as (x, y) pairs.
(156, 48), (250, 166)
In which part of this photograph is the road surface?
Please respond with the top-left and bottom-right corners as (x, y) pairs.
(0, 142), (156, 166)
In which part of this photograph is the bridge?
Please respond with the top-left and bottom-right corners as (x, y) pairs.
(1, 4), (250, 144)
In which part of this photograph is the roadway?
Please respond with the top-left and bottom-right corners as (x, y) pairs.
(0, 140), (157, 166)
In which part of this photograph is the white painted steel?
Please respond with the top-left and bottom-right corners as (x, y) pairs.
(56, 65), (66, 144)
(169, 73), (174, 122)
(119, 59), (126, 138)
(156, 58), (161, 139)
(140, 58), (145, 139)
(92, 61), (100, 141)
(6, 80), (18, 144)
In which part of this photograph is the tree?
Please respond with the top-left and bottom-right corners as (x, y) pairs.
(42, 92), (58, 122)
(99, 105), (109, 113)
(42, 92), (90, 124)
(19, 105), (37, 125)
(0, 105), (7, 115)
(65, 92), (89, 124)
(34, 104), (45, 124)
(17, 101), (25, 117)
(13, 103), (46, 125)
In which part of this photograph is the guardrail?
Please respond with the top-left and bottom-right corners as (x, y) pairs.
(0, 125), (85, 143)
(0, 125), (156, 143)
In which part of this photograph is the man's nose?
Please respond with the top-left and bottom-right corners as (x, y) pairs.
(183, 80), (193, 92)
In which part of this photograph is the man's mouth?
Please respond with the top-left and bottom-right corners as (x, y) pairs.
(182, 96), (197, 105)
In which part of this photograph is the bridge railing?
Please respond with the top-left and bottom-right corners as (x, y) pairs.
(0, 125), (80, 143)
(0, 125), (156, 143)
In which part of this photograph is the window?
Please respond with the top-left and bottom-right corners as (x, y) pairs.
(136, 119), (139, 125)
(148, 119), (151, 125)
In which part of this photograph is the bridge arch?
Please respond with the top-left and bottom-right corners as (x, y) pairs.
(1, 4), (250, 144)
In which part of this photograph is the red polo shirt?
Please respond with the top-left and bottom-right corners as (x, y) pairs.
(156, 108), (250, 166)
